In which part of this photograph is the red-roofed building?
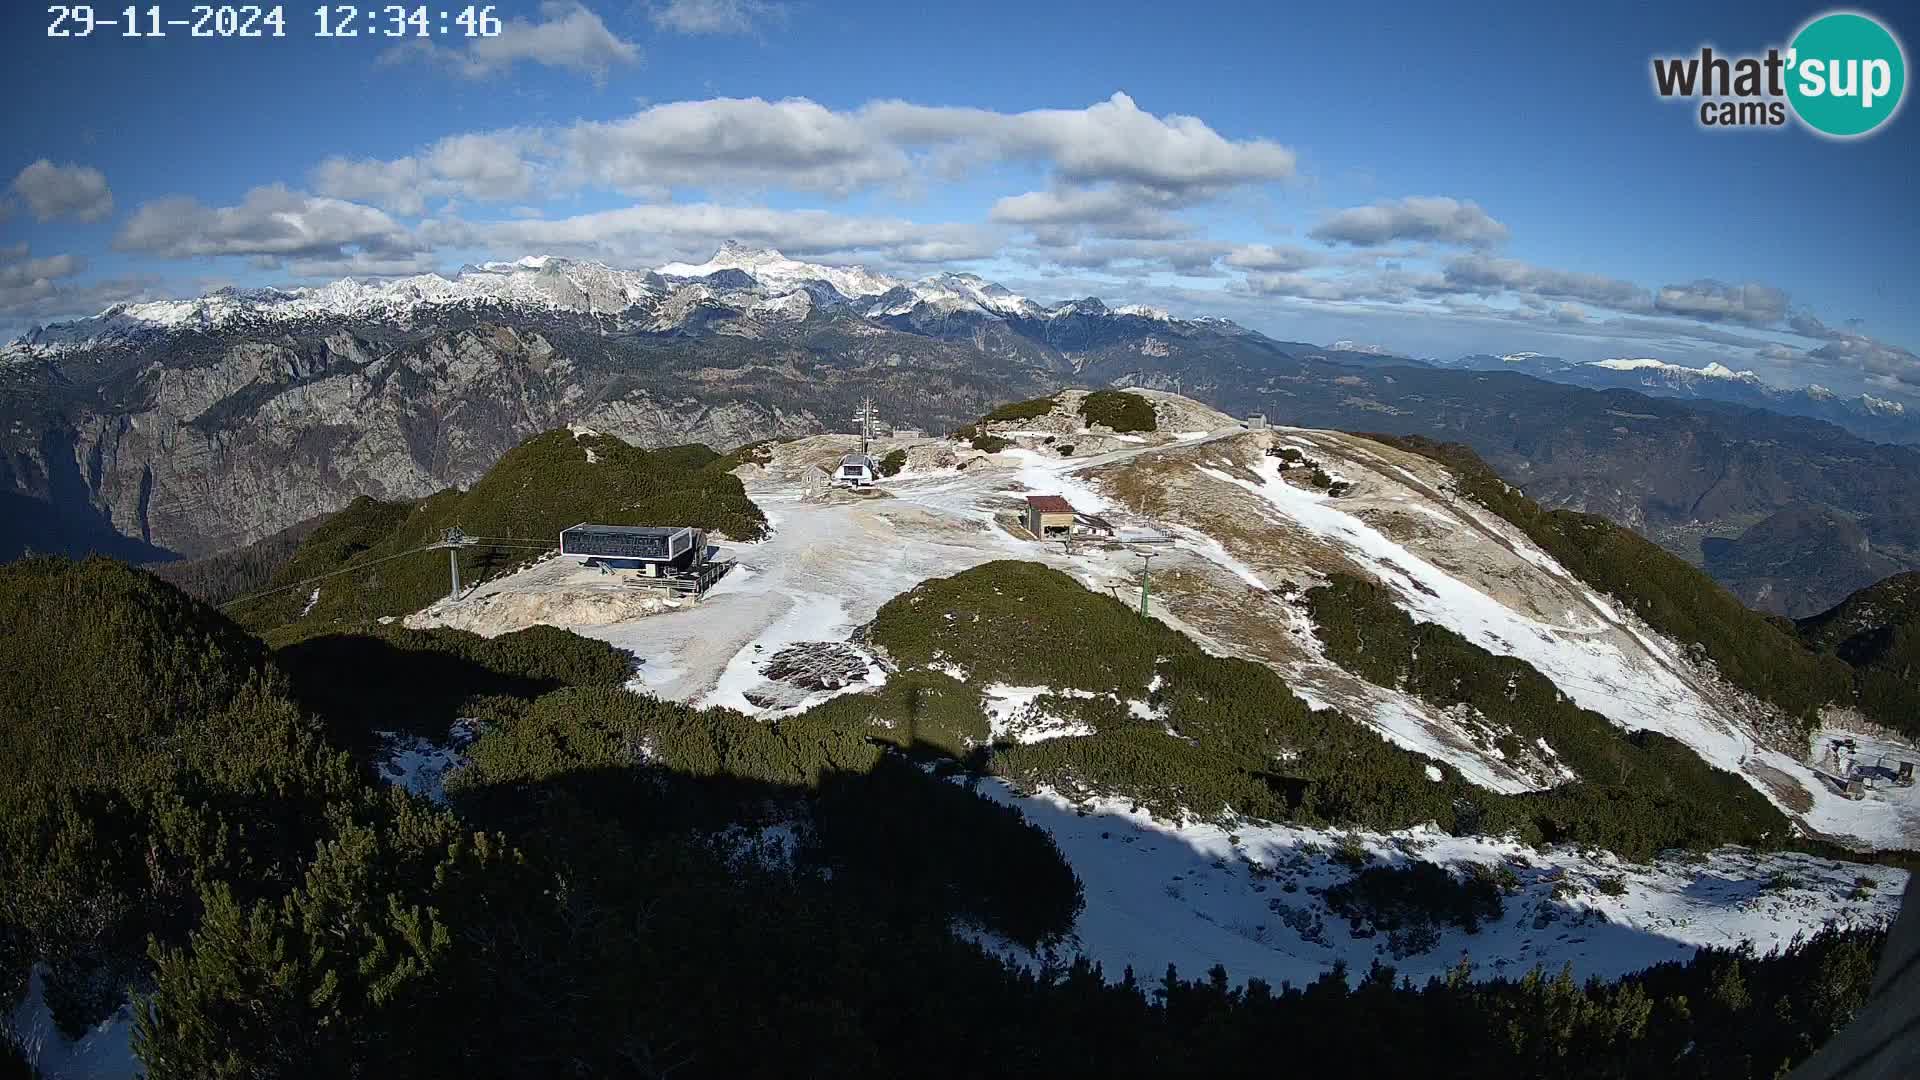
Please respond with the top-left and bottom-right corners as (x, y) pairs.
(1025, 494), (1078, 538)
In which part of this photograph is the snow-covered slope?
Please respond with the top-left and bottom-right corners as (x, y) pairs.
(1587, 357), (1764, 384)
(10, 257), (671, 353)
(1076, 427), (1918, 850)
(657, 240), (901, 299)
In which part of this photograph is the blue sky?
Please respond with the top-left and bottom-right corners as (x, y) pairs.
(3, 0), (1916, 399)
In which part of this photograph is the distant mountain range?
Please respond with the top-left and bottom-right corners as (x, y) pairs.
(5, 246), (1918, 616)
(1435, 352), (1920, 446)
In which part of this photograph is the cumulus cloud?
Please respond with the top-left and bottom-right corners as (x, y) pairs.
(116, 185), (425, 261)
(1796, 329), (1920, 389)
(1653, 279), (1790, 326)
(649, 0), (787, 35)
(0, 245), (84, 291)
(565, 98), (908, 197)
(864, 92), (1296, 195)
(988, 186), (1188, 241)
(427, 203), (1004, 269)
(1235, 262), (1456, 304)
(383, 2), (640, 84)
(1308, 196), (1508, 248)
(1440, 254), (1646, 310)
(311, 157), (429, 215)
(1224, 244), (1325, 272)
(11, 160), (115, 223)
(0, 243), (170, 335)
(338, 91), (1294, 211)
(315, 133), (544, 214)
(1030, 237), (1230, 274)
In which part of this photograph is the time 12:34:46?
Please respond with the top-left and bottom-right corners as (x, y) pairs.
(314, 6), (502, 36)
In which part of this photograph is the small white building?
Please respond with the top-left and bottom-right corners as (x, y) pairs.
(833, 453), (878, 488)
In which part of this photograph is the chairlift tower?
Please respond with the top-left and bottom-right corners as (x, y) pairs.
(430, 526), (477, 601)
(1136, 551), (1159, 619)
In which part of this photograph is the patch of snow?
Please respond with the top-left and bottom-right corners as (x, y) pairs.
(5, 966), (138, 1080)
(973, 783), (1907, 992)
(981, 684), (1098, 743)
(1425, 764), (1444, 782)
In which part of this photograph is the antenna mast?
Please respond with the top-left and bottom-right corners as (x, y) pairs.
(851, 395), (878, 455)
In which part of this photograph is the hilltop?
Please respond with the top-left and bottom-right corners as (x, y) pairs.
(225, 428), (765, 638)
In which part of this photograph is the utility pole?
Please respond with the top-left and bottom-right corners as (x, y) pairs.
(1136, 551), (1158, 619)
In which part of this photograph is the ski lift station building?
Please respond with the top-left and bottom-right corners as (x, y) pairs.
(834, 453), (879, 488)
(559, 524), (706, 571)
(1025, 495), (1078, 539)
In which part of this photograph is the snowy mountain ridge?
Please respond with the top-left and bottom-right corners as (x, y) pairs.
(6, 245), (1218, 359)
(1588, 357), (1763, 383)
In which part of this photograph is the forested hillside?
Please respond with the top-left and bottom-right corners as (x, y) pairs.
(2, 555), (1903, 1078)
(1798, 572), (1920, 738)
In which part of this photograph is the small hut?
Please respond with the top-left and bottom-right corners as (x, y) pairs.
(1025, 495), (1077, 539)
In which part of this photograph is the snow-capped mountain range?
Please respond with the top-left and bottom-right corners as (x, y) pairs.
(1440, 351), (1919, 445)
(6, 243), (1177, 357)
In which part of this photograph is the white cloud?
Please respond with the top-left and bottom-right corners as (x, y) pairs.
(427, 202), (1004, 269)
(383, 2), (640, 84)
(0, 244), (167, 334)
(1224, 244), (1325, 272)
(0, 245), (84, 290)
(863, 92), (1296, 195)
(10, 160), (115, 223)
(310, 157), (430, 216)
(1653, 279), (1790, 326)
(1441, 254), (1647, 310)
(116, 185), (424, 260)
(313, 132), (543, 215)
(988, 186), (1188, 241)
(1309, 196), (1508, 248)
(649, 0), (788, 35)
(340, 91), (1294, 209)
(565, 98), (908, 197)
(1032, 237), (1231, 274)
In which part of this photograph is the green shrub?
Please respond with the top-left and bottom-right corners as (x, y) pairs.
(1325, 862), (1505, 939)
(1078, 390), (1158, 433)
(970, 433), (1013, 453)
(878, 449), (908, 477)
(272, 623), (633, 749)
(983, 395), (1059, 423)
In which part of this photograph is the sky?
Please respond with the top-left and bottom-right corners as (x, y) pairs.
(3, 0), (1916, 400)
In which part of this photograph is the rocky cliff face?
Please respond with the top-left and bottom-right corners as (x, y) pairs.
(2, 314), (1005, 556)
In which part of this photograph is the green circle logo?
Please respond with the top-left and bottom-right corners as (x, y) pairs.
(1787, 11), (1906, 137)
